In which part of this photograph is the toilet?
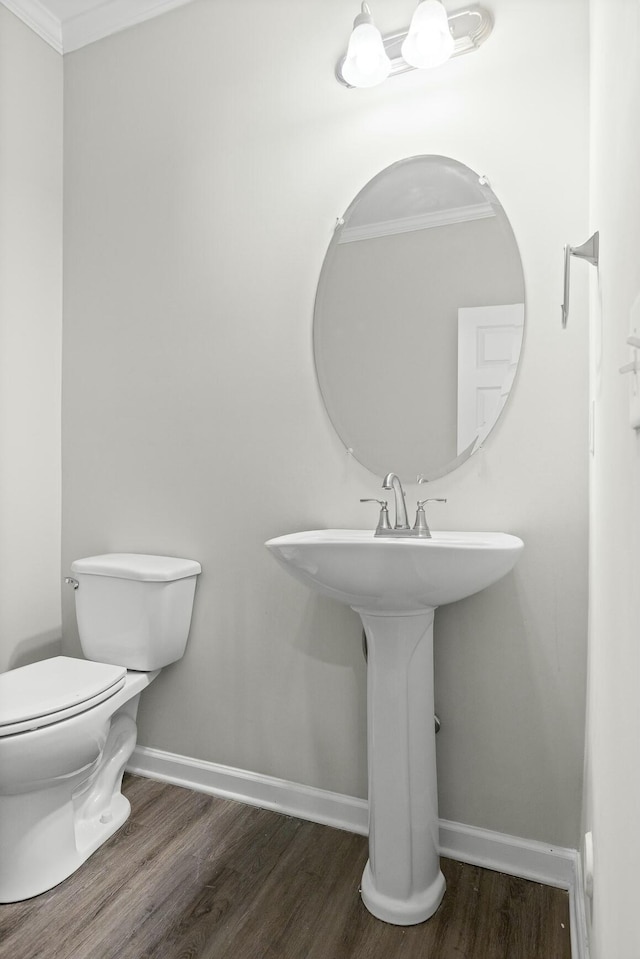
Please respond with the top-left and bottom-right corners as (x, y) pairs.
(0, 552), (201, 903)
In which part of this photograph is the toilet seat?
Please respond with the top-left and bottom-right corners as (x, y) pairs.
(0, 656), (126, 737)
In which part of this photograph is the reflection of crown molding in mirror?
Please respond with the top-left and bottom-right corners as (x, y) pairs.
(339, 201), (495, 244)
(336, 4), (493, 88)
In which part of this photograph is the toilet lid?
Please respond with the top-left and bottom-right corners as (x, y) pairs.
(0, 656), (126, 737)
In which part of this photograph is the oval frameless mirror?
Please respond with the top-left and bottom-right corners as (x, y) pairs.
(313, 156), (525, 482)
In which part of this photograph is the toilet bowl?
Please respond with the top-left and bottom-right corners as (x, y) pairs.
(0, 553), (201, 903)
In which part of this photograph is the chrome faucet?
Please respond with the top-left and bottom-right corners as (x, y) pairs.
(360, 473), (447, 538)
(382, 473), (410, 530)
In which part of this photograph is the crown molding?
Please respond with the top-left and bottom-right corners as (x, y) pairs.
(1, 0), (195, 54)
(62, 0), (194, 54)
(1, 0), (62, 52)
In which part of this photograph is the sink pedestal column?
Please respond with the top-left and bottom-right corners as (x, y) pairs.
(357, 607), (445, 925)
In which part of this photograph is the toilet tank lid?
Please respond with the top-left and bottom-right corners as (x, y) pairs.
(71, 553), (202, 582)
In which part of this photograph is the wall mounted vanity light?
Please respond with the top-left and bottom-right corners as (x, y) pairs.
(337, 1), (493, 88)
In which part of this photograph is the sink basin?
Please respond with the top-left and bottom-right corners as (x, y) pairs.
(265, 529), (523, 611)
(265, 527), (523, 926)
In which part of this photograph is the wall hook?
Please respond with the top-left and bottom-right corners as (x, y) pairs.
(561, 231), (599, 328)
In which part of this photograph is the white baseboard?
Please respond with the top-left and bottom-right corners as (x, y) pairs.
(127, 745), (588, 959)
(127, 744), (369, 836)
(439, 817), (590, 959)
(570, 851), (591, 959)
(439, 817), (576, 887)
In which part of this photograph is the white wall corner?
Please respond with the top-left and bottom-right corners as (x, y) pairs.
(1, 0), (62, 52)
(128, 746), (586, 957)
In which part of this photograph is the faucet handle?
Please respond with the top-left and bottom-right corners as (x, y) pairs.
(360, 498), (392, 533)
(413, 498), (447, 538)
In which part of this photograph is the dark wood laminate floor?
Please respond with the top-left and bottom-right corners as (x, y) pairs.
(0, 774), (571, 959)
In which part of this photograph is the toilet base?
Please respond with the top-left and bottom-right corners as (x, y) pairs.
(0, 790), (132, 903)
(0, 695), (142, 903)
(74, 790), (131, 862)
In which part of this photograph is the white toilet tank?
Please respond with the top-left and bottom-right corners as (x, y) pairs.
(70, 553), (202, 671)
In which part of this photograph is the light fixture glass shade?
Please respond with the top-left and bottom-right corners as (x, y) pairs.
(401, 0), (454, 70)
(341, 5), (391, 88)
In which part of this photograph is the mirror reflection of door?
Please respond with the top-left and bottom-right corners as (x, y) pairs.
(314, 156), (526, 482)
(457, 304), (525, 454)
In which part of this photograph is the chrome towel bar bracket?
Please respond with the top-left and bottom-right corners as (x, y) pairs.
(561, 231), (599, 328)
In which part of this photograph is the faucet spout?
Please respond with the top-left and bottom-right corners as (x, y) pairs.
(382, 473), (410, 530)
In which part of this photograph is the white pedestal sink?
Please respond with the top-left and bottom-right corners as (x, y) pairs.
(265, 529), (524, 925)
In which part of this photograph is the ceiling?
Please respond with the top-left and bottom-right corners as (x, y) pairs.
(1, 0), (193, 53)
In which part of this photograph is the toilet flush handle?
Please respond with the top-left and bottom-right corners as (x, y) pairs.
(64, 577), (79, 590)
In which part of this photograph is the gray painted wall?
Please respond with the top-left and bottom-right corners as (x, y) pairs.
(0, 7), (62, 672)
(62, 0), (589, 847)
